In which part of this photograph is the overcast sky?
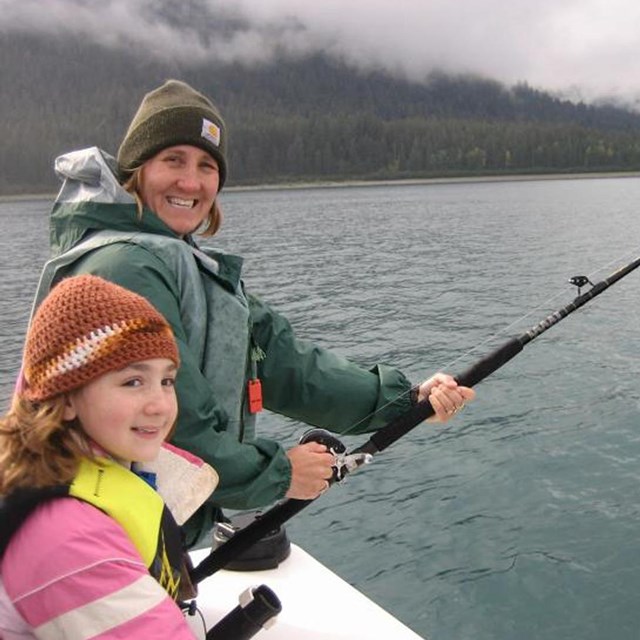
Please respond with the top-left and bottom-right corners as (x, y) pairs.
(3, 0), (640, 105)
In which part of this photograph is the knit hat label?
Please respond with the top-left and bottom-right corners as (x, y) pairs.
(201, 118), (221, 147)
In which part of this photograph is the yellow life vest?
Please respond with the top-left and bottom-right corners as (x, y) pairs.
(69, 457), (185, 600)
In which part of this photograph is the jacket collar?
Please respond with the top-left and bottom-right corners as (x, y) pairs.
(50, 147), (185, 256)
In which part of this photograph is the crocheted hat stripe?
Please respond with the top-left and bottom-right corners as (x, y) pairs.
(28, 319), (154, 388)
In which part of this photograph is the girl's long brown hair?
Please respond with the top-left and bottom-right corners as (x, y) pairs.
(0, 395), (88, 494)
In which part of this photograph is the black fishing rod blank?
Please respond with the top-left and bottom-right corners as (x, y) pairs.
(356, 255), (640, 456)
(191, 255), (640, 585)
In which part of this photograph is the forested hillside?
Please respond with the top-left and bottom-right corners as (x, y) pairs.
(3, 31), (640, 195)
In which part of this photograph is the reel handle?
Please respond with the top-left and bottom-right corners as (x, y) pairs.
(299, 428), (346, 454)
(299, 428), (347, 483)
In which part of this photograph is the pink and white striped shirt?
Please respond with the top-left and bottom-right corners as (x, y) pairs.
(0, 497), (196, 639)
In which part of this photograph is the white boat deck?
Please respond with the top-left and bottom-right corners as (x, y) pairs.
(187, 544), (426, 639)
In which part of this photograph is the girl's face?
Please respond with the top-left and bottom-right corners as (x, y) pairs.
(139, 145), (220, 237)
(64, 358), (178, 463)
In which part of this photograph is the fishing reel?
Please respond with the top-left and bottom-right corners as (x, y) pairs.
(299, 428), (372, 483)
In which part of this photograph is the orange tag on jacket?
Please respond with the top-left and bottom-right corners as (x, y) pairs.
(248, 379), (263, 413)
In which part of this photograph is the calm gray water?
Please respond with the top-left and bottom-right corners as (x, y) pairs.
(3, 176), (640, 639)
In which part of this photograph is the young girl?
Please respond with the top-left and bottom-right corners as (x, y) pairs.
(0, 274), (217, 639)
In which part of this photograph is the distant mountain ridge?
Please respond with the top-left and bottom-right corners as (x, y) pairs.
(2, 30), (640, 195)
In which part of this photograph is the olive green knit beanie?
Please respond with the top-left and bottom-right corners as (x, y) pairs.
(117, 79), (227, 189)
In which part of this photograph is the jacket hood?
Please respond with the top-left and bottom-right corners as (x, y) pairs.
(50, 147), (178, 257)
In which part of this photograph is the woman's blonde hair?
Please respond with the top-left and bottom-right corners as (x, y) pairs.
(123, 168), (223, 237)
(0, 395), (88, 494)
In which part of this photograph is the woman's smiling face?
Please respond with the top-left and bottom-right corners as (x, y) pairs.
(139, 145), (220, 237)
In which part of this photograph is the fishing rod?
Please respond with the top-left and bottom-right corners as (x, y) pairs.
(190, 255), (640, 585)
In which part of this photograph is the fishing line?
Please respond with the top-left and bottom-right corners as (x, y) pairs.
(336, 244), (640, 439)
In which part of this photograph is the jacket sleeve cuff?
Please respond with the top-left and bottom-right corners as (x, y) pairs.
(367, 364), (413, 429)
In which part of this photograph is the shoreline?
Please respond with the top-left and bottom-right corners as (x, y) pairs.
(229, 170), (640, 192)
(2, 170), (640, 201)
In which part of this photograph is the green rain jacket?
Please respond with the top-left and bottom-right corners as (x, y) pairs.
(35, 147), (414, 543)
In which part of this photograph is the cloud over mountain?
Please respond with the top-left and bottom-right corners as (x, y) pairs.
(2, 0), (640, 104)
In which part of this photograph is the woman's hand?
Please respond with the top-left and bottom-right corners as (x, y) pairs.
(285, 442), (336, 499)
(417, 372), (476, 423)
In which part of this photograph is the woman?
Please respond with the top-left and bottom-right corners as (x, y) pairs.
(0, 274), (217, 638)
(33, 80), (475, 545)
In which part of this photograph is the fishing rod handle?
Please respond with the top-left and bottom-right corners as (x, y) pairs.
(206, 584), (282, 640)
(355, 398), (435, 455)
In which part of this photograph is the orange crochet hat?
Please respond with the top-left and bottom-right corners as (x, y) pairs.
(21, 275), (179, 402)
